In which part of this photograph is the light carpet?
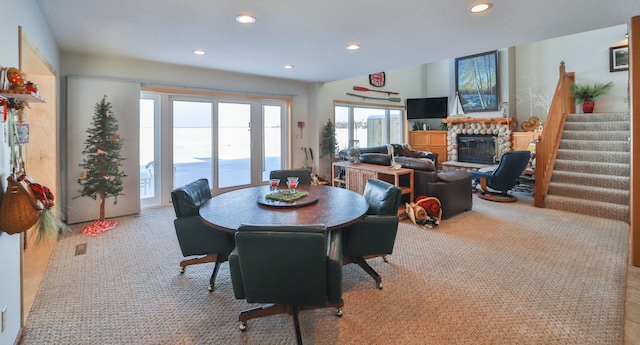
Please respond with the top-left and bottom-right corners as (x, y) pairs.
(20, 193), (629, 344)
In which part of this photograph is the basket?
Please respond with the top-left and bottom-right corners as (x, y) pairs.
(0, 175), (43, 234)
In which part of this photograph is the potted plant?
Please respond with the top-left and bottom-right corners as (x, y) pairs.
(570, 82), (613, 113)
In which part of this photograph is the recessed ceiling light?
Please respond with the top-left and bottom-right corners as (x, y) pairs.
(235, 14), (256, 24)
(193, 49), (206, 55)
(470, 2), (492, 13)
(284, 64), (294, 69)
(346, 44), (361, 50)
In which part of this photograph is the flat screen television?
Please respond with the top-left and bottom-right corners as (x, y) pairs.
(406, 97), (448, 119)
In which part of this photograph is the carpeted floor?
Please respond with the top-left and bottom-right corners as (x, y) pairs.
(20, 193), (629, 344)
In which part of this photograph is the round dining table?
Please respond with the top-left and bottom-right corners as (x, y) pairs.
(199, 184), (369, 232)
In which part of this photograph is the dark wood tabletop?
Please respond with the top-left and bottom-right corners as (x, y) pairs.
(199, 184), (369, 232)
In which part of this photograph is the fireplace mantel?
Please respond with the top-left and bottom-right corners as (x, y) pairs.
(442, 117), (514, 125)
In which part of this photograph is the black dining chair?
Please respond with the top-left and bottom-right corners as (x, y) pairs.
(171, 178), (235, 291)
(341, 178), (402, 289)
(269, 168), (312, 185)
(229, 223), (344, 345)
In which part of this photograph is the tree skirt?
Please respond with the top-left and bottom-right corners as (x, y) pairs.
(81, 220), (117, 236)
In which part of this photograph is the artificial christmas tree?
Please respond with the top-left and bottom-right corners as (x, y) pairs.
(76, 95), (126, 235)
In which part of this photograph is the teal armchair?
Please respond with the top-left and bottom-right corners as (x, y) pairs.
(229, 224), (343, 345)
(171, 178), (235, 291)
(342, 178), (402, 289)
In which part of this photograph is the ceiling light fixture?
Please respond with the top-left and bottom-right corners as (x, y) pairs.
(284, 64), (294, 69)
(470, 2), (492, 13)
(346, 44), (361, 50)
(235, 14), (256, 24)
(193, 49), (206, 55)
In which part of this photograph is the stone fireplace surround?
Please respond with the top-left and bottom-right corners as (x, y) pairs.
(441, 117), (515, 171)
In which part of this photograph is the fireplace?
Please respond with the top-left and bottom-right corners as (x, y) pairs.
(457, 135), (497, 164)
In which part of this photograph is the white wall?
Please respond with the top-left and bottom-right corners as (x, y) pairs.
(515, 24), (630, 122)
(0, 0), (59, 343)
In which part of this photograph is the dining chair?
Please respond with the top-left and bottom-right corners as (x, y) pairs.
(471, 150), (531, 202)
(229, 224), (343, 345)
(171, 178), (235, 291)
(341, 178), (402, 289)
(269, 168), (312, 185)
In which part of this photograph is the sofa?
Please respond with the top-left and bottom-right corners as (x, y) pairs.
(338, 144), (472, 219)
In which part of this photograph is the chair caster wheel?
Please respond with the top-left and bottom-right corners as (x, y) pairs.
(376, 282), (383, 289)
(239, 322), (247, 331)
(383, 255), (389, 263)
(208, 285), (213, 292)
(180, 267), (185, 274)
(336, 307), (343, 317)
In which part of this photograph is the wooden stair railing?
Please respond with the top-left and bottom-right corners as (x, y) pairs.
(534, 62), (575, 207)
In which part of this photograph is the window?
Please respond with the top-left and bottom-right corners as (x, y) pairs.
(335, 104), (404, 151)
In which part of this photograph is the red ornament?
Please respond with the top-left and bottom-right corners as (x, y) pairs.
(26, 82), (39, 93)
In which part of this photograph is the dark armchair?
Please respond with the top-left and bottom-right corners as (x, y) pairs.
(171, 178), (235, 291)
(471, 150), (531, 202)
(342, 178), (402, 289)
(229, 224), (343, 345)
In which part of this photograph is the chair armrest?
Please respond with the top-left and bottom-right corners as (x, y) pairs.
(343, 215), (399, 256)
(228, 247), (245, 300)
(326, 230), (343, 304)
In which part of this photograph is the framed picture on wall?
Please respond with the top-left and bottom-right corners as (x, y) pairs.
(455, 50), (499, 112)
(16, 123), (29, 144)
(609, 45), (629, 72)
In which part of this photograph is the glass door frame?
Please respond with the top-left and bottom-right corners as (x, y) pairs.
(140, 92), (162, 208)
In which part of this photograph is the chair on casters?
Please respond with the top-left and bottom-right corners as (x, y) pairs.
(342, 178), (402, 289)
(229, 224), (343, 345)
(171, 178), (235, 291)
(471, 150), (531, 202)
(269, 168), (312, 185)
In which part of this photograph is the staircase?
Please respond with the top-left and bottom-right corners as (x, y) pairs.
(543, 112), (630, 222)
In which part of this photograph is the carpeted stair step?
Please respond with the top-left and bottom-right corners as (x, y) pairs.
(553, 159), (630, 177)
(544, 194), (629, 222)
(562, 130), (630, 141)
(559, 139), (630, 152)
(551, 171), (630, 190)
(565, 112), (631, 122)
(556, 149), (630, 164)
(547, 182), (629, 205)
(563, 121), (630, 132)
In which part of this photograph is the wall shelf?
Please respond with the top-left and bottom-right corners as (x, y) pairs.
(0, 89), (47, 103)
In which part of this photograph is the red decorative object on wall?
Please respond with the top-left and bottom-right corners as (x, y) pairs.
(369, 72), (385, 87)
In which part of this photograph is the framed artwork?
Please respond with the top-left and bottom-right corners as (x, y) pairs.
(16, 123), (29, 144)
(455, 50), (499, 112)
(609, 45), (629, 72)
(369, 72), (385, 87)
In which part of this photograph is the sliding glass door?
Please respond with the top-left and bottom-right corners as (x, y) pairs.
(139, 92), (287, 207)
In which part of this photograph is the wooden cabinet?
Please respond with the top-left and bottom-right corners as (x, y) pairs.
(408, 130), (447, 169)
(332, 161), (414, 214)
(511, 132), (539, 151)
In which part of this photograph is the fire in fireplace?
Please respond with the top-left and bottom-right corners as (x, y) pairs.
(457, 135), (497, 165)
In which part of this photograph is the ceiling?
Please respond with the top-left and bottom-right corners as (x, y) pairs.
(36, 0), (639, 83)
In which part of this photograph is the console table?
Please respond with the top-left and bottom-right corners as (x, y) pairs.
(332, 161), (414, 214)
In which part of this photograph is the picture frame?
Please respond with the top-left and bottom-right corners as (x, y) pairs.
(609, 45), (629, 72)
(455, 50), (499, 112)
(16, 123), (29, 144)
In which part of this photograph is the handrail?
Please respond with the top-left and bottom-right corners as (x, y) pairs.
(534, 62), (575, 207)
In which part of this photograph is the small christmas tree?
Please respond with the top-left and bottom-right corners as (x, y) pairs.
(76, 95), (126, 235)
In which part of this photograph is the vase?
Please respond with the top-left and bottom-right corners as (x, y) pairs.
(582, 100), (595, 113)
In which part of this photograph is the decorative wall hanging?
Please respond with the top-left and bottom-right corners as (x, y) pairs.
(352, 86), (399, 95)
(455, 50), (499, 112)
(609, 45), (628, 72)
(346, 92), (401, 102)
(369, 72), (386, 87)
